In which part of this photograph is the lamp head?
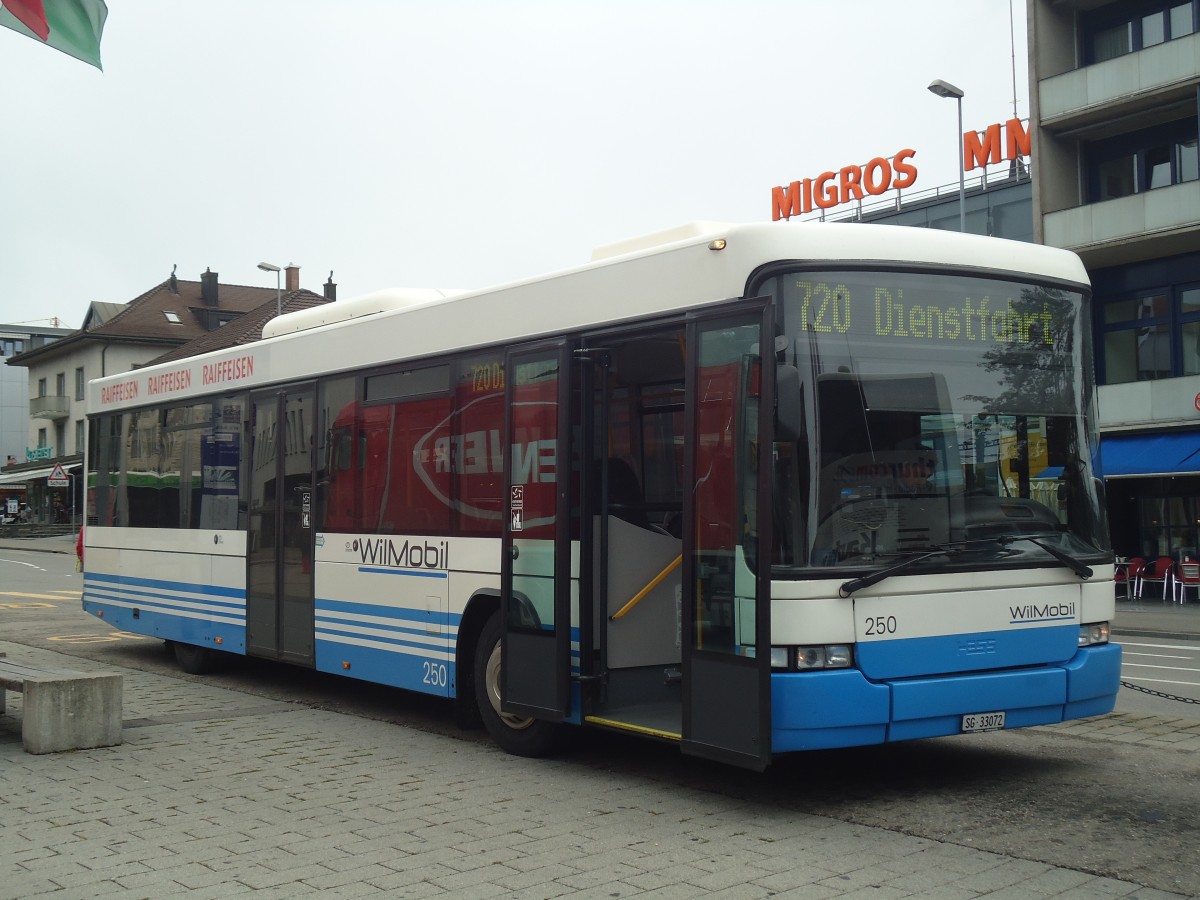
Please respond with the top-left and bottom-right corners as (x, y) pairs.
(257, 262), (281, 273)
(928, 79), (964, 100)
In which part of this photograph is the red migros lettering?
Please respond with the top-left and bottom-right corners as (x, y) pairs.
(964, 118), (1030, 171)
(772, 149), (918, 221)
(100, 381), (139, 405)
(202, 354), (256, 387)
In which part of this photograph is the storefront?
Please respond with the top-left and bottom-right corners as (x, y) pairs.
(0, 462), (82, 525)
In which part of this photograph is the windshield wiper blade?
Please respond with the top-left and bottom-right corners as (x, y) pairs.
(838, 538), (1017, 597)
(997, 533), (1093, 580)
(839, 547), (953, 597)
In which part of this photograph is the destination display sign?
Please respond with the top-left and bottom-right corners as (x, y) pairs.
(788, 277), (1070, 349)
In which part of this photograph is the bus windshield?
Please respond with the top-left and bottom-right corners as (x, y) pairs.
(763, 268), (1108, 572)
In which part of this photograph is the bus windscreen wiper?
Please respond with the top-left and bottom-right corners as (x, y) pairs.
(840, 547), (960, 595)
(997, 533), (1093, 580)
(838, 538), (1019, 597)
(838, 534), (1095, 597)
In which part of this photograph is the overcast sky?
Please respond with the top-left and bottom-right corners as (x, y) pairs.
(0, 1), (1030, 329)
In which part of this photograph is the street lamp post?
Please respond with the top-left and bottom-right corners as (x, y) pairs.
(927, 79), (966, 233)
(257, 261), (282, 316)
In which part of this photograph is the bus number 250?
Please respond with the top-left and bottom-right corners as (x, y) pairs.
(423, 661), (448, 687)
(863, 615), (898, 636)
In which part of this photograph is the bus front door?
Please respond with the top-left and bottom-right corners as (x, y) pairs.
(247, 386), (317, 665)
(499, 341), (575, 721)
(682, 303), (773, 771)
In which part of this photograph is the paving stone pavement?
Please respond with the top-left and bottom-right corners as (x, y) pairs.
(1, 640), (1194, 899)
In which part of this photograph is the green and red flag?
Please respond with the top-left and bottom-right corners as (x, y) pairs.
(0, 0), (107, 70)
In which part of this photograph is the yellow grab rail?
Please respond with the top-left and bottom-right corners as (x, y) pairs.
(609, 554), (683, 621)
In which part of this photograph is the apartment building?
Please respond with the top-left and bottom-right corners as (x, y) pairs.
(1029, 0), (1200, 560)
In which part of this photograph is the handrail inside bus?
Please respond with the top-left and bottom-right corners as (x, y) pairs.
(609, 554), (683, 621)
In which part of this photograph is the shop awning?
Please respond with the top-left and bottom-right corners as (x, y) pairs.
(1100, 432), (1200, 479)
(0, 464), (81, 486)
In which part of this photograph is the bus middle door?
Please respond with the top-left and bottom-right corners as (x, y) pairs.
(499, 340), (575, 721)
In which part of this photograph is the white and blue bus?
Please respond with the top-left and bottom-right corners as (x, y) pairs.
(83, 222), (1121, 770)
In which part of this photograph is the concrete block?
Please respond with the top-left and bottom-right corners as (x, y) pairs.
(22, 672), (123, 754)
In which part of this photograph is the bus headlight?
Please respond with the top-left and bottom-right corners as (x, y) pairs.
(1078, 622), (1110, 647)
(791, 644), (853, 670)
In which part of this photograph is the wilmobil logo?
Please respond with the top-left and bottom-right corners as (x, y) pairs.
(352, 537), (449, 571)
(1009, 602), (1076, 625)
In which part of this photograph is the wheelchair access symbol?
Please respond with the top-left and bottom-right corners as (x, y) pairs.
(510, 485), (524, 532)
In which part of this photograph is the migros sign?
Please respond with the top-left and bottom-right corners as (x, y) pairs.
(772, 117), (1030, 221)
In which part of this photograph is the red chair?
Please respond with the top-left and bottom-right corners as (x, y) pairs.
(1135, 556), (1175, 601)
(1117, 556), (1144, 600)
(1174, 559), (1200, 604)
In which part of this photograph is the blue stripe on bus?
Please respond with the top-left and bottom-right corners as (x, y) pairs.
(314, 626), (445, 654)
(357, 567), (449, 579)
(316, 597), (464, 626)
(85, 571), (246, 599)
(85, 588), (246, 620)
(84, 582), (246, 612)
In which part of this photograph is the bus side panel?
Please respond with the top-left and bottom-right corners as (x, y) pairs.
(313, 552), (453, 696)
(81, 534), (247, 653)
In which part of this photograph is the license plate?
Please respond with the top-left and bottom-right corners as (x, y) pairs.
(961, 711), (1005, 733)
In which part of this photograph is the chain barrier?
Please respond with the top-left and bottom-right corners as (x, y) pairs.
(1120, 680), (1200, 704)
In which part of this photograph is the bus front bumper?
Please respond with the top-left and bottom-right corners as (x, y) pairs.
(769, 642), (1122, 754)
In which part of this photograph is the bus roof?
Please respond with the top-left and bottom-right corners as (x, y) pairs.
(89, 222), (1090, 414)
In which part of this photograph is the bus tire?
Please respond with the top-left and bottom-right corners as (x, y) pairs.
(172, 641), (222, 675)
(474, 611), (565, 758)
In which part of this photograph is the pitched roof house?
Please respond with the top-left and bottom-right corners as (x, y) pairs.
(3, 265), (334, 518)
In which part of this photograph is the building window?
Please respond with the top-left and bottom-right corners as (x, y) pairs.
(1093, 21), (1132, 61)
(1084, 1), (1197, 64)
(1100, 284), (1200, 383)
(1087, 119), (1200, 202)
(75, 367), (85, 401)
(75, 420), (85, 455)
(164, 311), (182, 324)
(1139, 493), (1199, 559)
(37, 427), (47, 449)
(1097, 154), (1137, 200)
(37, 377), (47, 398)
(56, 372), (65, 397)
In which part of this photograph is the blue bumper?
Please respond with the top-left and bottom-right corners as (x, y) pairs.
(770, 642), (1122, 753)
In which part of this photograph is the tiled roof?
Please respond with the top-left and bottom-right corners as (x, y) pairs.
(7, 275), (322, 366)
(147, 292), (332, 365)
(90, 277), (283, 341)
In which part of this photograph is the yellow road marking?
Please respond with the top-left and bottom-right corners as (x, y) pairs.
(0, 591), (71, 601)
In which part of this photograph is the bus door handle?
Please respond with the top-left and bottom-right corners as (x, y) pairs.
(510, 546), (519, 560)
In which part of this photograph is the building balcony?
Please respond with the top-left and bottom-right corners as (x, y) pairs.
(1042, 180), (1200, 266)
(1039, 32), (1200, 136)
(1099, 374), (1200, 432)
(29, 394), (70, 420)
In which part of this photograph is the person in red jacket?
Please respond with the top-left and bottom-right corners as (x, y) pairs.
(76, 527), (84, 571)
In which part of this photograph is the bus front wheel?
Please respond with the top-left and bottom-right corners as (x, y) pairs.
(474, 611), (565, 758)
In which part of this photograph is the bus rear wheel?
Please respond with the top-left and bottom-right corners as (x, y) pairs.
(474, 611), (565, 758)
(171, 641), (222, 675)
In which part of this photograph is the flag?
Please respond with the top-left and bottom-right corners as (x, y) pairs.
(0, 0), (107, 70)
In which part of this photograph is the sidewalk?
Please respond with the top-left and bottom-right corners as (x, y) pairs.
(3, 638), (1198, 899)
(3, 536), (1199, 896)
(5, 533), (1195, 640)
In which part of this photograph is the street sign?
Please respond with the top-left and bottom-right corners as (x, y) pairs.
(47, 463), (69, 487)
